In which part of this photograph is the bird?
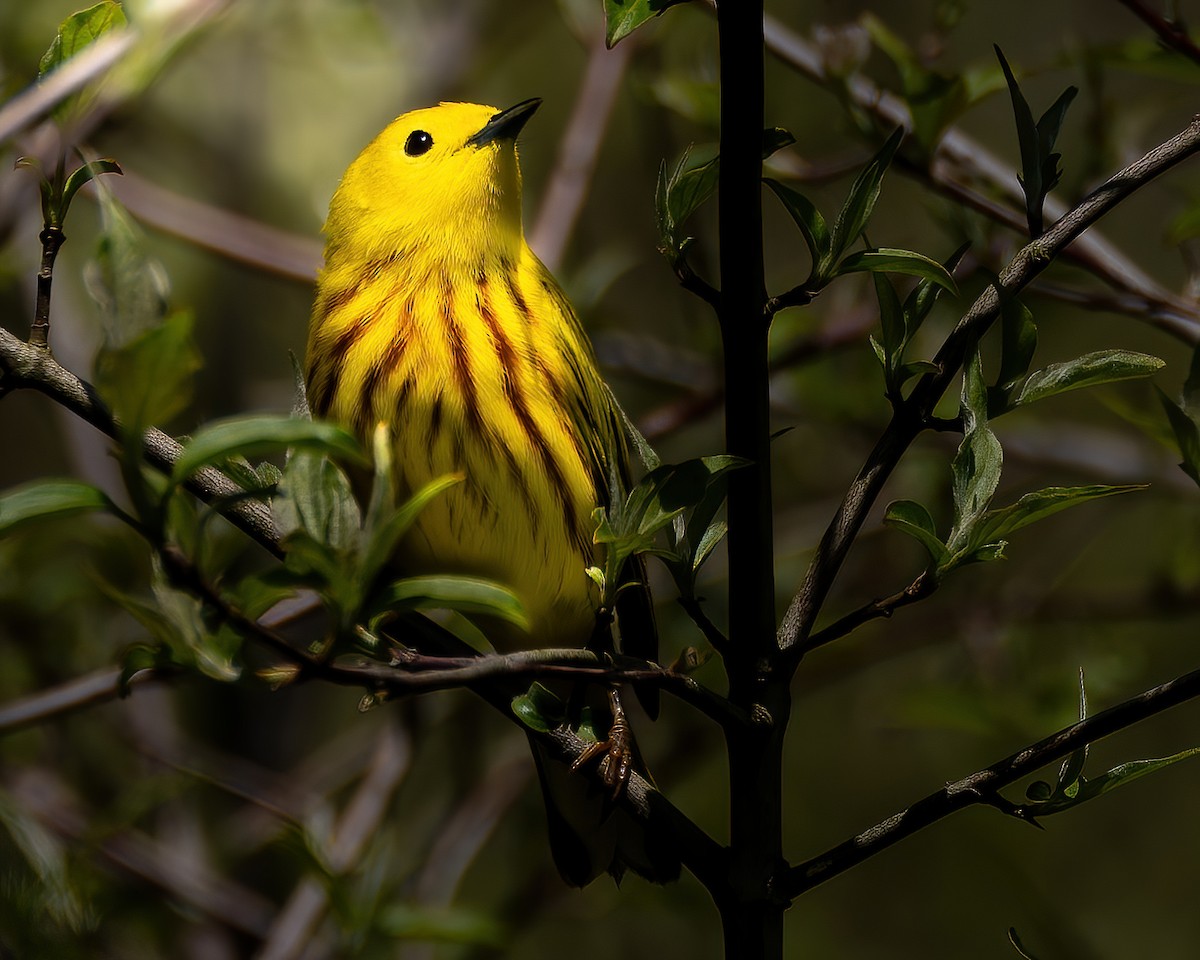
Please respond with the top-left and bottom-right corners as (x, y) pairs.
(304, 99), (676, 885)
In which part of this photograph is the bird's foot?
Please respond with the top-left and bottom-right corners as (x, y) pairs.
(570, 686), (633, 800)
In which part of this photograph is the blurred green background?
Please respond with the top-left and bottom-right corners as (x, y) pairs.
(2, 1), (1200, 957)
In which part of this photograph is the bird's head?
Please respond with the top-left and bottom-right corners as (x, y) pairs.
(324, 99), (541, 266)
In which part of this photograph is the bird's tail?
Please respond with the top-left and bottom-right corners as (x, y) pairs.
(529, 737), (680, 886)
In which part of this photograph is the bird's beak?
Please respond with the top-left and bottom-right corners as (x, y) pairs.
(467, 98), (542, 148)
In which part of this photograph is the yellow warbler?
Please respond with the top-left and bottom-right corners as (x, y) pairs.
(304, 100), (672, 885)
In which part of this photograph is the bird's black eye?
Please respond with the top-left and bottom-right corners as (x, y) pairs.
(404, 130), (433, 156)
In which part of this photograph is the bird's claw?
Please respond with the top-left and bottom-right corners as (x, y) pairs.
(570, 687), (633, 800)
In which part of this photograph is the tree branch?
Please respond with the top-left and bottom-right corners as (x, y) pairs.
(780, 657), (1200, 899)
(760, 12), (1200, 346)
(778, 114), (1200, 654)
(0, 325), (279, 550)
(1116, 0), (1200, 67)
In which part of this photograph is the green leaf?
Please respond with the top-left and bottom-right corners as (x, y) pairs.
(829, 126), (904, 262)
(761, 127), (796, 158)
(511, 681), (566, 733)
(1157, 386), (1200, 487)
(1183, 343), (1200, 414)
(376, 903), (505, 948)
(974, 484), (1146, 546)
(361, 473), (461, 593)
(1015, 350), (1165, 406)
(87, 188), (171, 342)
(994, 45), (1077, 237)
(901, 241), (970, 335)
(94, 311), (200, 435)
(1057, 668), (1090, 791)
(764, 178), (832, 280)
(273, 451), (362, 555)
(603, 0), (691, 47)
(38, 1), (128, 120)
(0, 479), (115, 536)
(883, 500), (948, 564)
(872, 273), (905, 390)
(172, 415), (364, 485)
(835, 247), (959, 294)
(947, 345), (1003, 555)
(59, 158), (122, 224)
(370, 575), (527, 631)
(38, 1), (127, 78)
(996, 295), (1038, 392)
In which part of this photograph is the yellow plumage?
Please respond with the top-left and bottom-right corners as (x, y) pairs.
(305, 100), (671, 885)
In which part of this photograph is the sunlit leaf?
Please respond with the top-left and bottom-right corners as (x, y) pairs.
(764, 178), (832, 280)
(603, 0), (691, 48)
(1015, 350), (1164, 406)
(370, 575), (528, 631)
(0, 479), (116, 536)
(836, 248), (958, 294)
(974, 484), (1146, 546)
(829, 126), (904, 261)
(883, 499), (948, 564)
(172, 416), (364, 485)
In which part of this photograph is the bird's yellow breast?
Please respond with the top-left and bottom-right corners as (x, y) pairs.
(307, 243), (616, 645)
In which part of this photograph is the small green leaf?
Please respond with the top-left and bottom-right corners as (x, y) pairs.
(511, 681), (566, 733)
(901, 241), (970, 335)
(603, 0), (691, 47)
(883, 500), (948, 564)
(835, 248), (959, 294)
(764, 178), (832, 280)
(762, 127), (796, 158)
(947, 345), (1003, 554)
(38, 0), (128, 124)
(1157, 386), (1200, 487)
(273, 452), (362, 555)
(58, 158), (122, 224)
(360, 473), (461, 591)
(872, 272), (905, 389)
(1015, 350), (1165, 406)
(974, 484), (1146, 546)
(994, 45), (1077, 237)
(996, 295), (1038, 392)
(1057, 668), (1089, 791)
(370, 576), (528, 631)
(829, 126), (904, 262)
(94, 311), (200, 434)
(0, 479), (115, 536)
(172, 416), (364, 485)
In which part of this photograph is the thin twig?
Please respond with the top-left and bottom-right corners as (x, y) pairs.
(759, 11), (1200, 345)
(1116, 0), (1200, 66)
(780, 656), (1200, 898)
(801, 571), (934, 653)
(778, 114), (1200, 654)
(0, 326), (278, 550)
(0, 665), (170, 736)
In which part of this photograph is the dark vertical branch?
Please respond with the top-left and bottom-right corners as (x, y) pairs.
(716, 4), (773, 658)
(715, 3), (788, 959)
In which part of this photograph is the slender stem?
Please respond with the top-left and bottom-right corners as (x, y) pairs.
(777, 115), (1200, 655)
(780, 656), (1200, 899)
(30, 225), (65, 349)
(1115, 0), (1200, 66)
